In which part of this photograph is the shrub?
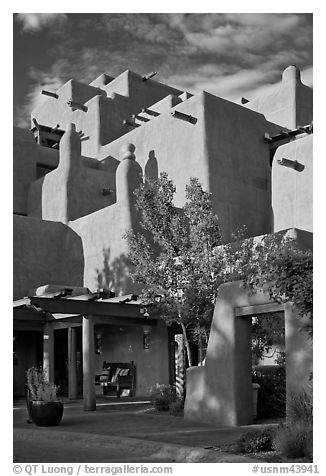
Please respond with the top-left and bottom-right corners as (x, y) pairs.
(273, 421), (313, 460)
(239, 428), (274, 453)
(169, 398), (184, 416)
(287, 389), (313, 425)
(273, 389), (313, 460)
(252, 366), (286, 419)
(150, 384), (177, 411)
(26, 367), (59, 402)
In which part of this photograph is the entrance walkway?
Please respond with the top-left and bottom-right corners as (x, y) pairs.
(14, 397), (278, 463)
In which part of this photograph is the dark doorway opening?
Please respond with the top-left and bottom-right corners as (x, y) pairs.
(251, 311), (286, 421)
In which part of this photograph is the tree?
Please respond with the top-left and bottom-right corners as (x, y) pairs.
(222, 232), (313, 338)
(124, 172), (223, 367)
(125, 172), (313, 373)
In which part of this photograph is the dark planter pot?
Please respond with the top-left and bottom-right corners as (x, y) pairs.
(29, 401), (64, 426)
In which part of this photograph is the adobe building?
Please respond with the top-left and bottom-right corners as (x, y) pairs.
(13, 65), (312, 417)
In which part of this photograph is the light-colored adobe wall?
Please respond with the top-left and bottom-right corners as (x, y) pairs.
(31, 79), (105, 130)
(103, 70), (183, 113)
(13, 215), (84, 299)
(30, 71), (184, 159)
(203, 92), (277, 238)
(99, 92), (279, 240)
(185, 268), (312, 426)
(13, 127), (61, 215)
(98, 92), (211, 207)
(94, 321), (170, 396)
(28, 124), (117, 222)
(272, 134), (312, 233)
(68, 151), (143, 294)
(245, 66), (313, 130)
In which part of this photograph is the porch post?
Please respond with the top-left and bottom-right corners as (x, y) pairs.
(43, 322), (54, 382)
(68, 327), (78, 400)
(82, 315), (96, 411)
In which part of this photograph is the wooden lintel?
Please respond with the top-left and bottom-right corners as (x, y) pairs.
(51, 320), (82, 330)
(235, 302), (284, 317)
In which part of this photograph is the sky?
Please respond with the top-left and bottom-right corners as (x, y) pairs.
(13, 12), (313, 128)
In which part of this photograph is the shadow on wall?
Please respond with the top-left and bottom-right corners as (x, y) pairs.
(95, 247), (142, 296)
(13, 216), (85, 299)
(145, 150), (159, 182)
(185, 314), (235, 424)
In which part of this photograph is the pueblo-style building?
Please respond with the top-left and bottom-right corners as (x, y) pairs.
(13, 65), (312, 422)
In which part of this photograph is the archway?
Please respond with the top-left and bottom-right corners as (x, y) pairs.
(184, 280), (312, 426)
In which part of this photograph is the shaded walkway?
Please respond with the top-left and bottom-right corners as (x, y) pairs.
(14, 398), (276, 463)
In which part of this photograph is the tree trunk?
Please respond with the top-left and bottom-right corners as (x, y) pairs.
(198, 335), (204, 365)
(180, 322), (193, 367)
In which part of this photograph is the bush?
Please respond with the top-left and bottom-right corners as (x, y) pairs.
(252, 366), (286, 419)
(287, 389), (313, 425)
(273, 421), (313, 460)
(169, 398), (184, 416)
(150, 384), (177, 411)
(273, 389), (313, 460)
(239, 428), (274, 453)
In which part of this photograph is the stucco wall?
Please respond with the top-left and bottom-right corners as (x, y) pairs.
(99, 92), (279, 240)
(185, 276), (313, 426)
(245, 65), (313, 130)
(13, 215), (84, 299)
(31, 79), (105, 131)
(98, 92), (209, 207)
(13, 127), (62, 215)
(28, 124), (117, 222)
(103, 70), (183, 113)
(68, 152), (143, 294)
(13, 128), (37, 215)
(94, 321), (170, 396)
(204, 93), (277, 238)
(68, 201), (137, 294)
(30, 71), (184, 159)
(272, 135), (312, 233)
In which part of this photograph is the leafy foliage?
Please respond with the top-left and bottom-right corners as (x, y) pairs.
(273, 388), (313, 460)
(252, 366), (286, 418)
(169, 397), (184, 416)
(273, 421), (313, 460)
(252, 313), (285, 363)
(221, 232), (313, 337)
(125, 173), (223, 365)
(239, 428), (275, 453)
(125, 172), (312, 368)
(149, 383), (177, 411)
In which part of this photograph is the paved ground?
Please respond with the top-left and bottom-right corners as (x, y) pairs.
(13, 397), (277, 463)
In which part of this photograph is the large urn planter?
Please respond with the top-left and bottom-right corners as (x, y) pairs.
(29, 400), (64, 426)
(26, 367), (64, 427)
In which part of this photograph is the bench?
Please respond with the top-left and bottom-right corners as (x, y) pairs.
(95, 361), (136, 398)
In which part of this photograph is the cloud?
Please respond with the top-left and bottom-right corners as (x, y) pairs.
(15, 13), (67, 33)
(166, 61), (313, 104)
(167, 66), (273, 100)
(13, 13), (313, 128)
(15, 72), (63, 128)
(183, 13), (306, 57)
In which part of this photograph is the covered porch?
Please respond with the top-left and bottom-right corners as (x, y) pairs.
(13, 285), (163, 411)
